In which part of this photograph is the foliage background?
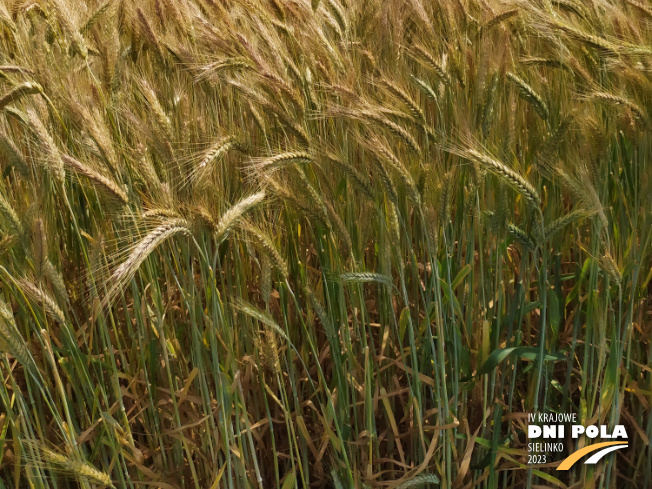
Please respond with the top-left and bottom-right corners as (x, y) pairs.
(0, 0), (650, 488)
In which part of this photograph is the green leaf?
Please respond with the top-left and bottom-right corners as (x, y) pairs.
(336, 177), (347, 198)
(548, 287), (560, 335)
(522, 301), (540, 315)
(451, 264), (472, 290)
(477, 347), (565, 376)
(398, 307), (410, 344)
(516, 347), (565, 362)
(281, 470), (296, 489)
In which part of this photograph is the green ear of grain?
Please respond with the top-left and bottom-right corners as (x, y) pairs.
(395, 473), (441, 489)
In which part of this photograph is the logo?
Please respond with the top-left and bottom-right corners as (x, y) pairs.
(556, 441), (628, 470)
(526, 412), (628, 470)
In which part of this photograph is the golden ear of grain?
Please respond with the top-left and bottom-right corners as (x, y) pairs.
(326, 0), (348, 34)
(18, 279), (67, 325)
(412, 44), (450, 86)
(550, 20), (618, 54)
(43, 259), (68, 303)
(553, 166), (608, 229)
(72, 459), (114, 488)
(81, 0), (113, 33)
(26, 109), (65, 184)
(50, 0), (88, 59)
(382, 79), (426, 124)
(599, 253), (621, 286)
(21, 441), (114, 488)
(134, 148), (167, 197)
(255, 327), (281, 375)
(368, 137), (421, 204)
(243, 225), (288, 279)
(323, 153), (374, 199)
(138, 79), (172, 142)
(507, 72), (548, 121)
(62, 155), (128, 204)
(591, 92), (646, 122)
(142, 208), (180, 219)
(0, 130), (28, 174)
(410, 75), (438, 102)
(101, 219), (190, 311)
(0, 234), (18, 257)
(463, 149), (541, 208)
(519, 57), (567, 70)
(625, 0), (652, 18)
(248, 151), (312, 178)
(231, 299), (292, 349)
(190, 136), (238, 185)
(194, 58), (253, 83)
(375, 156), (399, 204)
(0, 81), (42, 111)
(481, 8), (518, 32)
(214, 191), (266, 241)
(0, 298), (32, 368)
(198, 137), (238, 170)
(0, 191), (23, 236)
(136, 8), (163, 60)
(0, 3), (15, 31)
(361, 110), (421, 154)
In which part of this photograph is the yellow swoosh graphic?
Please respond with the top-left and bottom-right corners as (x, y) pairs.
(557, 441), (628, 470)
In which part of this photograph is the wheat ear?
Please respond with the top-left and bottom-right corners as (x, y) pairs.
(0, 130), (28, 173)
(626, 0), (652, 18)
(249, 151), (312, 176)
(370, 137), (420, 204)
(463, 149), (540, 208)
(26, 109), (65, 183)
(507, 72), (549, 121)
(507, 223), (536, 250)
(18, 279), (67, 325)
(382, 79), (426, 124)
(62, 155), (128, 204)
(599, 253), (621, 286)
(193, 136), (237, 183)
(0, 191), (23, 235)
(0, 81), (42, 111)
(591, 92), (646, 122)
(21, 440), (114, 489)
(0, 298), (32, 368)
(395, 473), (440, 488)
(340, 272), (393, 288)
(102, 219), (190, 310)
(544, 208), (590, 240)
(481, 8), (518, 32)
(361, 110), (421, 154)
(214, 191), (266, 241)
(243, 225), (288, 278)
